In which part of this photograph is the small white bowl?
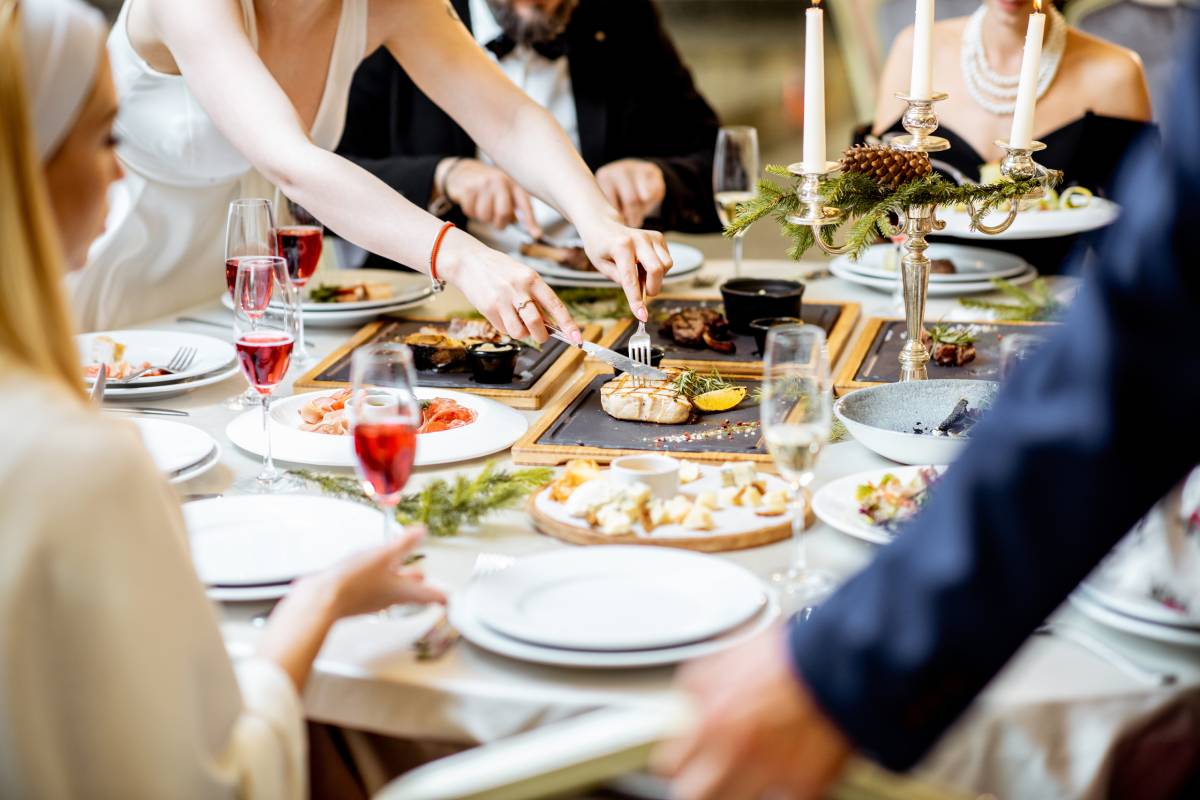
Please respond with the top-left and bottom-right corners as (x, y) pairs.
(610, 455), (680, 500)
(835, 380), (998, 465)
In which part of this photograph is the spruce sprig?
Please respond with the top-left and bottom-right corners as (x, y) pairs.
(958, 277), (1065, 321)
(289, 462), (554, 537)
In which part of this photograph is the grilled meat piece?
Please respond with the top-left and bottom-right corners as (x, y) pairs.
(702, 329), (736, 354)
(600, 371), (691, 424)
(920, 329), (977, 367)
(929, 259), (957, 275)
(660, 308), (729, 350)
(520, 241), (591, 271)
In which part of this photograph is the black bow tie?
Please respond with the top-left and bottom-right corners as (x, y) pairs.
(485, 33), (569, 61)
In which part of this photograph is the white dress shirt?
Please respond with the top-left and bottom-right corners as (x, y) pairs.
(467, 0), (580, 252)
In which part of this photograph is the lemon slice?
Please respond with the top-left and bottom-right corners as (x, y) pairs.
(693, 387), (747, 412)
(1059, 186), (1093, 210)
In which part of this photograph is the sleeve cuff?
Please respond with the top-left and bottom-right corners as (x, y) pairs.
(232, 657), (307, 800)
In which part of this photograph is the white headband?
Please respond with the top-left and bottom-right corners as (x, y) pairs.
(19, 0), (107, 161)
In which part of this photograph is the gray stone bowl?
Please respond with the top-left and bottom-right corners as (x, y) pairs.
(834, 380), (999, 465)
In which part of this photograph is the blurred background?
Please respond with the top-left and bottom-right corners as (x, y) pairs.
(84, 0), (1187, 262)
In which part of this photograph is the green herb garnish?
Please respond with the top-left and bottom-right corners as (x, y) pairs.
(307, 284), (343, 303)
(672, 369), (740, 400)
(926, 323), (977, 346)
(958, 277), (1065, 321)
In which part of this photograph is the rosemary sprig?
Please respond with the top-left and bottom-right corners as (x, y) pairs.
(726, 167), (1058, 261)
(958, 277), (1065, 321)
(672, 369), (740, 400)
(926, 323), (977, 346)
(288, 462), (553, 537)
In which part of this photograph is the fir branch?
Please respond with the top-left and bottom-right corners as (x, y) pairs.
(958, 277), (1065, 322)
(289, 462), (554, 537)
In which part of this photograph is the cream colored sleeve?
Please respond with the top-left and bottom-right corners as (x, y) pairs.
(0, 415), (306, 799)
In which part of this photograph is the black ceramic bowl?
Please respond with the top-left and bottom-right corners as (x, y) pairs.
(749, 316), (805, 356)
(719, 279), (805, 334)
(614, 345), (665, 375)
(467, 341), (522, 384)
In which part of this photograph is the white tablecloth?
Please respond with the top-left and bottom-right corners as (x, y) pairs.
(135, 260), (1200, 799)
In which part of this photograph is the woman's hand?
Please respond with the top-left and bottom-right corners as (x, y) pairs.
(438, 229), (583, 345)
(577, 216), (673, 322)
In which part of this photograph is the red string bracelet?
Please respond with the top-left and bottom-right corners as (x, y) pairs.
(429, 221), (456, 287)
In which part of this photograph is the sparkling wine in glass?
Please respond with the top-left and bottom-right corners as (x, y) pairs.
(274, 194), (324, 367)
(760, 324), (836, 616)
(713, 126), (760, 278)
(225, 198), (277, 409)
(232, 257), (301, 493)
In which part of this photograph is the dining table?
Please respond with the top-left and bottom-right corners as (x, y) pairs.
(132, 257), (1200, 800)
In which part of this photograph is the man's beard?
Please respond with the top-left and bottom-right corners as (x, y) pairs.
(484, 0), (580, 45)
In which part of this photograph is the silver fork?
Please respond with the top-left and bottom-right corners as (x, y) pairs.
(627, 270), (652, 367)
(413, 552), (514, 660)
(1036, 622), (1178, 687)
(120, 346), (197, 383)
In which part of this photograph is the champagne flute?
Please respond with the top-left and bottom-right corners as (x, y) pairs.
(274, 194), (324, 367)
(232, 257), (301, 494)
(349, 345), (422, 616)
(713, 126), (760, 278)
(224, 198), (276, 409)
(760, 324), (836, 615)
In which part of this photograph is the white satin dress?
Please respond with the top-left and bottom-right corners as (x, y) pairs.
(71, 0), (368, 331)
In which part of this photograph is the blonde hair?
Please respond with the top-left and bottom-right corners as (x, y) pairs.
(0, 0), (84, 396)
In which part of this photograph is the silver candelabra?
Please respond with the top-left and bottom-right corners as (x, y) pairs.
(787, 92), (1054, 381)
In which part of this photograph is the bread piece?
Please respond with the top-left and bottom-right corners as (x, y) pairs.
(682, 505), (715, 531)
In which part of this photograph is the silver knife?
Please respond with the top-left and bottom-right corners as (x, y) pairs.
(102, 406), (191, 417)
(546, 326), (668, 381)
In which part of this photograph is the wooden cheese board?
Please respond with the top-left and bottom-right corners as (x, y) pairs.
(529, 464), (813, 552)
(597, 295), (859, 375)
(294, 318), (601, 409)
(834, 317), (1061, 395)
(511, 366), (775, 467)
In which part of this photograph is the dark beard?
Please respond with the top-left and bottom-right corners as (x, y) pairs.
(483, 0), (579, 46)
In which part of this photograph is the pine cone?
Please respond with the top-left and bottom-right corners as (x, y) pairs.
(841, 145), (932, 190)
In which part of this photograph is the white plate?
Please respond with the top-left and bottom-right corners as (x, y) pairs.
(226, 387), (529, 468)
(1069, 592), (1200, 648)
(833, 243), (1030, 283)
(101, 363), (242, 401)
(830, 261), (1039, 296)
(80, 329), (236, 386)
(473, 547), (766, 652)
(131, 418), (218, 475)
(939, 197), (1120, 240)
(207, 582), (292, 602)
(184, 495), (385, 587)
(520, 242), (703, 287)
(812, 466), (947, 546)
(1077, 581), (1200, 630)
(451, 581), (781, 669)
(169, 443), (222, 485)
(538, 271), (701, 289)
(220, 291), (435, 328)
(297, 269), (437, 311)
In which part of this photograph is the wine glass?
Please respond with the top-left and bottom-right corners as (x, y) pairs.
(713, 125), (760, 278)
(760, 324), (836, 616)
(349, 344), (422, 618)
(232, 256), (301, 493)
(224, 198), (277, 409)
(274, 193), (324, 367)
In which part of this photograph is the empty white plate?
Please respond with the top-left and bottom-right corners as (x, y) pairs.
(132, 419), (218, 475)
(79, 329), (235, 387)
(184, 495), (384, 587)
(830, 261), (1039, 297)
(472, 547), (766, 652)
(1069, 592), (1200, 648)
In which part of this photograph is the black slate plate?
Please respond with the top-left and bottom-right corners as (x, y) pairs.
(536, 374), (767, 456)
(854, 320), (1058, 384)
(606, 299), (843, 366)
(311, 320), (567, 391)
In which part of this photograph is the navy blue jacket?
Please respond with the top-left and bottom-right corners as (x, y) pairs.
(791, 27), (1200, 770)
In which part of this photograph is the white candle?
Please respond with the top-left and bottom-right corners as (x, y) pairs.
(1009, 7), (1046, 149)
(802, 2), (826, 173)
(909, 0), (935, 100)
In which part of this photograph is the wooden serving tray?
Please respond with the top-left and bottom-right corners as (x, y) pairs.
(835, 317), (1060, 395)
(295, 318), (602, 409)
(511, 366), (774, 466)
(597, 295), (859, 376)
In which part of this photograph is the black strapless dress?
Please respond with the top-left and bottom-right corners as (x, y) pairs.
(860, 113), (1158, 274)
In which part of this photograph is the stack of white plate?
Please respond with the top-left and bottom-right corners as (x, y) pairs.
(185, 495), (389, 601)
(830, 243), (1037, 297)
(449, 546), (779, 669)
(133, 419), (221, 484)
(79, 330), (239, 401)
(1072, 578), (1200, 648)
(516, 241), (704, 288)
(221, 269), (438, 328)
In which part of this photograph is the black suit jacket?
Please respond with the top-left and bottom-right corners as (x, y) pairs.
(336, 0), (722, 265)
(789, 25), (1200, 776)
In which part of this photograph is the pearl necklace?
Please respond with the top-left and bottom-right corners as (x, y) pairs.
(961, 5), (1066, 116)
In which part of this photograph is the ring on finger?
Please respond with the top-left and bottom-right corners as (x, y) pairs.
(516, 298), (535, 313)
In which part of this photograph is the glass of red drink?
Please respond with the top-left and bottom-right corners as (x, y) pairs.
(224, 198), (277, 410)
(275, 196), (324, 367)
(348, 344), (421, 562)
(233, 257), (301, 493)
